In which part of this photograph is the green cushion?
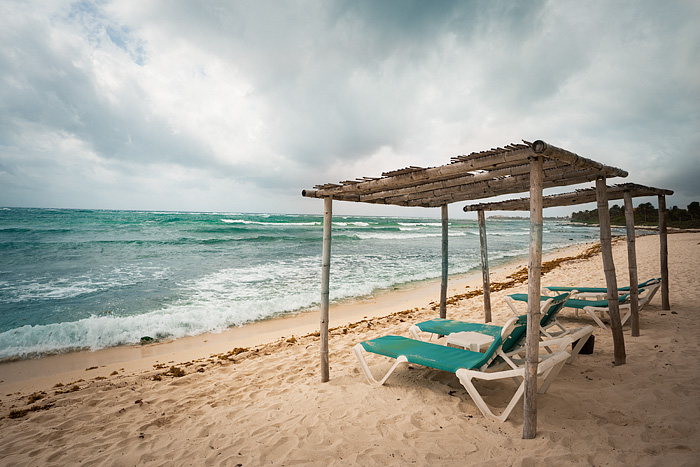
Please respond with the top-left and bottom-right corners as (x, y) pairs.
(360, 335), (498, 373)
(508, 293), (552, 302)
(415, 319), (502, 338)
(564, 293), (632, 309)
(415, 318), (525, 354)
(548, 278), (659, 293)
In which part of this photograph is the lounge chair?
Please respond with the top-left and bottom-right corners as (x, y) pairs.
(544, 277), (660, 295)
(409, 293), (594, 365)
(503, 292), (572, 338)
(354, 317), (571, 422)
(507, 292), (640, 331)
(544, 278), (661, 311)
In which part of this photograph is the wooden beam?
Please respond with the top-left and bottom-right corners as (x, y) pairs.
(658, 195), (670, 310)
(387, 165), (602, 207)
(304, 167), (613, 208)
(623, 191), (640, 336)
(303, 141), (631, 208)
(532, 140), (627, 178)
(463, 183), (673, 212)
(358, 160), (563, 204)
(310, 146), (535, 198)
(478, 210), (492, 323)
(440, 204), (448, 319)
(596, 178), (626, 365)
(523, 156), (543, 440)
(402, 169), (607, 208)
(320, 197), (333, 382)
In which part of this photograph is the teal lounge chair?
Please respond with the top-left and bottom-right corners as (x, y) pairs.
(354, 317), (571, 422)
(545, 277), (660, 295)
(508, 292), (640, 331)
(544, 278), (661, 312)
(409, 292), (594, 365)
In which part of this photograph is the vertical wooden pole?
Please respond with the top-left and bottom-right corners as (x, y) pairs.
(320, 197), (333, 382)
(623, 191), (640, 336)
(440, 204), (449, 319)
(658, 195), (670, 310)
(477, 210), (492, 323)
(523, 156), (543, 440)
(596, 178), (626, 365)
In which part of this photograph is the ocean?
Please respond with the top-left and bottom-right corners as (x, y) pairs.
(0, 208), (625, 360)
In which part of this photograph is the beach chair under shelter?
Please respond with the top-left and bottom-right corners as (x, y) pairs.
(462, 183), (674, 337)
(302, 139), (628, 438)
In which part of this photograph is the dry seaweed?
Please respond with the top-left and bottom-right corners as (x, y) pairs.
(9, 403), (54, 419)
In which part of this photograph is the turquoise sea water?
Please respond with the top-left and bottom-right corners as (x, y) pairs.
(0, 208), (626, 360)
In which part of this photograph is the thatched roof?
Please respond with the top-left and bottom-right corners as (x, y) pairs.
(302, 140), (628, 207)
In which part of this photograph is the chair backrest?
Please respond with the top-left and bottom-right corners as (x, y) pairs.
(540, 292), (571, 328)
(499, 293), (569, 353)
(639, 278), (661, 288)
(478, 317), (520, 369)
(501, 316), (528, 353)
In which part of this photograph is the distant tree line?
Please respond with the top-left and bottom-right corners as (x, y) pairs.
(571, 201), (700, 229)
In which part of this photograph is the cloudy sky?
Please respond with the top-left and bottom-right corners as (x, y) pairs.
(1, 0), (698, 217)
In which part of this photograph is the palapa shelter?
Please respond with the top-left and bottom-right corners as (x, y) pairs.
(464, 183), (673, 339)
(302, 140), (628, 438)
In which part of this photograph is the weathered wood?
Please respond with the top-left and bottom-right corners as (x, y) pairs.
(658, 195), (670, 310)
(309, 147), (535, 198)
(382, 165), (603, 206)
(304, 167), (610, 207)
(623, 191), (640, 336)
(523, 156), (543, 440)
(302, 140), (629, 209)
(358, 160), (563, 204)
(463, 183), (674, 212)
(596, 178), (626, 365)
(477, 210), (492, 323)
(320, 197), (333, 382)
(400, 169), (608, 208)
(440, 204), (448, 319)
(532, 140), (628, 178)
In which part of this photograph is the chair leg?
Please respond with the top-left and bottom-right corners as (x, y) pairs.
(455, 367), (526, 423)
(408, 325), (423, 341)
(583, 306), (609, 330)
(619, 304), (632, 327)
(565, 326), (596, 363)
(353, 344), (408, 386)
(537, 351), (569, 394)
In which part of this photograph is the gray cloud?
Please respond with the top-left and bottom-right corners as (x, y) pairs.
(0, 0), (698, 214)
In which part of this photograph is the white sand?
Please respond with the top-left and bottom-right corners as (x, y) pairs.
(1, 232), (699, 466)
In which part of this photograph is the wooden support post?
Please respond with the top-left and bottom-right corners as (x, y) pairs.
(523, 156), (543, 440)
(320, 197), (333, 382)
(658, 195), (670, 310)
(623, 191), (640, 336)
(596, 178), (626, 365)
(440, 204), (449, 319)
(477, 210), (492, 323)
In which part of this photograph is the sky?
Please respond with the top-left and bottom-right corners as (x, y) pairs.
(1, 0), (699, 218)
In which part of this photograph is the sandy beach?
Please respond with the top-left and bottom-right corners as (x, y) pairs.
(1, 232), (699, 466)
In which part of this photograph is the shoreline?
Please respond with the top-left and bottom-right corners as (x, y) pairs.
(0, 240), (594, 395)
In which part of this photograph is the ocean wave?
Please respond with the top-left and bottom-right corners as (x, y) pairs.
(334, 222), (371, 227)
(397, 222), (442, 227)
(0, 306), (250, 359)
(0, 266), (170, 304)
(221, 219), (319, 226)
(354, 232), (469, 240)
